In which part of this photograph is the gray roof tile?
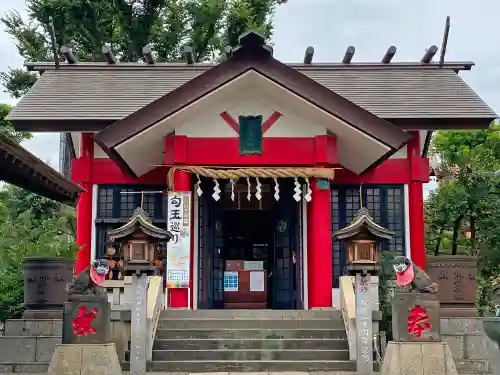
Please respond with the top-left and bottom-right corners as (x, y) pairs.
(7, 64), (497, 120)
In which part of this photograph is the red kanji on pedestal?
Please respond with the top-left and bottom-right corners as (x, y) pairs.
(407, 304), (431, 337)
(72, 306), (99, 336)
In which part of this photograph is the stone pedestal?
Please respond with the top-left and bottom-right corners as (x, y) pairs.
(392, 292), (440, 342)
(62, 296), (111, 345)
(47, 343), (121, 375)
(381, 341), (458, 375)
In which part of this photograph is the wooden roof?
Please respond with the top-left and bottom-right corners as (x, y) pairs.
(7, 59), (497, 132)
(107, 207), (172, 241)
(332, 207), (395, 240)
(0, 134), (83, 204)
(91, 31), (413, 177)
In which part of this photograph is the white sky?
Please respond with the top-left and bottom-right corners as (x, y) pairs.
(1, 0), (498, 192)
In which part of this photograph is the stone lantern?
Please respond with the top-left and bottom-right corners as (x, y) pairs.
(107, 207), (172, 274)
(333, 207), (394, 268)
(108, 207), (172, 374)
(333, 207), (394, 374)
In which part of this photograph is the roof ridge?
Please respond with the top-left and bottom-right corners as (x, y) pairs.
(25, 61), (475, 72)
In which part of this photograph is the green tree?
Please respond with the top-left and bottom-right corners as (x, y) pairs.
(428, 123), (500, 256)
(0, 201), (76, 321)
(0, 106), (76, 321)
(0, 104), (31, 143)
(426, 122), (500, 313)
(1, 0), (287, 98)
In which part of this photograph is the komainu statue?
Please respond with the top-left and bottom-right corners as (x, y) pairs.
(66, 259), (109, 300)
(392, 255), (439, 294)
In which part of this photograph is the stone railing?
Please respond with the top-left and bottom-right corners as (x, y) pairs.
(103, 275), (165, 361)
(339, 275), (357, 360)
(339, 275), (381, 361)
(103, 277), (133, 309)
(146, 276), (164, 361)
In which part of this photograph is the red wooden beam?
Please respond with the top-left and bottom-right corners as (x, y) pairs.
(220, 111), (282, 135)
(220, 111), (240, 134)
(262, 111), (282, 134)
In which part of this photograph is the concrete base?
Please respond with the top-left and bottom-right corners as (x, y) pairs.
(47, 343), (121, 375)
(381, 341), (458, 375)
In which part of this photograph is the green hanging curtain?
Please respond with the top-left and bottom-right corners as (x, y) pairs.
(239, 115), (263, 154)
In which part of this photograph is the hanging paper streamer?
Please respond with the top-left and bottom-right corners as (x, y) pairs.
(304, 178), (312, 202)
(230, 179), (236, 201)
(246, 177), (252, 201)
(273, 177), (280, 201)
(212, 178), (221, 201)
(293, 177), (302, 202)
(196, 174), (203, 197)
(255, 177), (262, 201)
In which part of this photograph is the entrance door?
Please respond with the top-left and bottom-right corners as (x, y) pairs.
(197, 179), (303, 309)
(272, 180), (303, 309)
(197, 182), (225, 309)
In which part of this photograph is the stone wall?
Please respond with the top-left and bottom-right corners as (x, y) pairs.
(441, 317), (497, 374)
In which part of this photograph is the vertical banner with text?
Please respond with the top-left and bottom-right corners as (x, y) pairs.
(166, 191), (191, 288)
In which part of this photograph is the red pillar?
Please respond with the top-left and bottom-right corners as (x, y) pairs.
(407, 131), (426, 269)
(307, 179), (333, 308)
(75, 133), (94, 274)
(169, 169), (192, 308)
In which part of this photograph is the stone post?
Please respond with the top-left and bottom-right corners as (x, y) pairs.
(347, 262), (380, 375)
(130, 272), (148, 375)
(124, 262), (156, 375)
(355, 272), (373, 375)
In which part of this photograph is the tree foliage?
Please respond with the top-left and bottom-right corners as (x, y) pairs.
(1, 0), (287, 98)
(0, 108), (76, 321)
(0, 104), (31, 143)
(425, 122), (500, 313)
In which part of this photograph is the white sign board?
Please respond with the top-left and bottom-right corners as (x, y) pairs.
(244, 261), (263, 271)
(166, 191), (191, 288)
(249, 271), (265, 292)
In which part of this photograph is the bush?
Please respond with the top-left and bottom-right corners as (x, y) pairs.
(378, 251), (396, 340)
(0, 199), (76, 322)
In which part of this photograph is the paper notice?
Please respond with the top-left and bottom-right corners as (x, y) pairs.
(249, 271), (265, 292)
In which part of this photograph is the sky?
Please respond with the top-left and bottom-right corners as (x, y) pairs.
(0, 0), (499, 185)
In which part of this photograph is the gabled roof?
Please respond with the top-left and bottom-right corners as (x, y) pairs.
(107, 207), (172, 241)
(0, 133), (83, 204)
(332, 207), (395, 240)
(92, 31), (412, 175)
(7, 61), (497, 132)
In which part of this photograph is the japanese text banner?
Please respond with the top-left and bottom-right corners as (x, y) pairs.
(166, 191), (191, 288)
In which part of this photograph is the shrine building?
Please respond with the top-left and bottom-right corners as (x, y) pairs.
(7, 31), (497, 310)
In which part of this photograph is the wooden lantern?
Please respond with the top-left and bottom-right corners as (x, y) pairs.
(333, 207), (394, 265)
(347, 239), (378, 264)
(107, 207), (172, 267)
(125, 239), (156, 263)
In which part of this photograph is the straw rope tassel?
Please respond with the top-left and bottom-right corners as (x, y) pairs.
(167, 166), (335, 190)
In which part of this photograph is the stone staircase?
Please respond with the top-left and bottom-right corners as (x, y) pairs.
(122, 309), (357, 372)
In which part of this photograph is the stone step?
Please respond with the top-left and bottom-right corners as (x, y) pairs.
(160, 309), (341, 320)
(121, 360), (357, 372)
(152, 338), (349, 351)
(0, 337), (60, 363)
(157, 319), (344, 330)
(145, 349), (350, 361)
(4, 320), (62, 337)
(156, 328), (347, 340)
(0, 362), (49, 373)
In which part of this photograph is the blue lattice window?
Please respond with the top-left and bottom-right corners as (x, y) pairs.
(95, 185), (168, 279)
(331, 185), (405, 287)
